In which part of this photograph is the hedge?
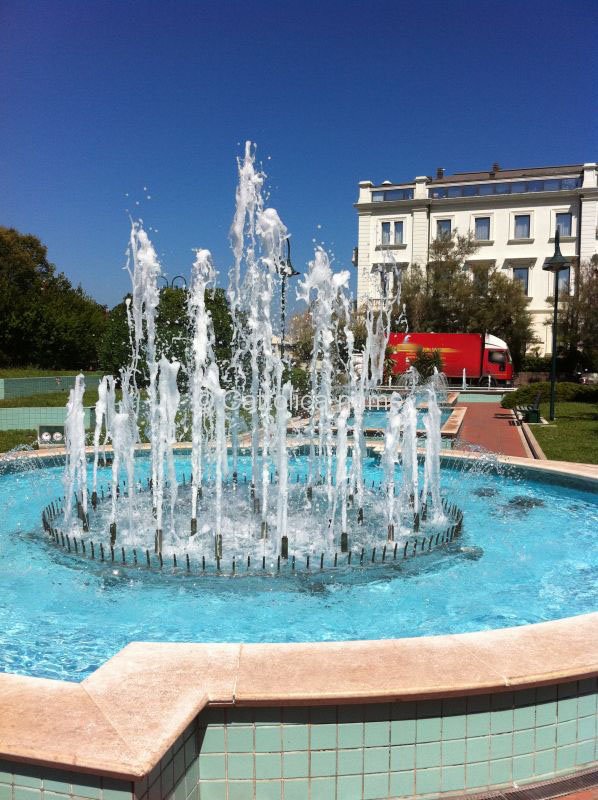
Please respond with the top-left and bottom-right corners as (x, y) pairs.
(501, 382), (598, 409)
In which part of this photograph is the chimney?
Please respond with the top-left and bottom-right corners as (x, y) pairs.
(436, 167), (444, 180)
(492, 162), (501, 173)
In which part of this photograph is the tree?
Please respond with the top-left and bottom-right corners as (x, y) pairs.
(347, 309), (368, 352)
(0, 227), (107, 369)
(421, 232), (480, 331)
(97, 300), (132, 376)
(393, 231), (535, 370)
(287, 309), (315, 364)
(465, 266), (535, 371)
(98, 286), (233, 379)
(557, 257), (598, 372)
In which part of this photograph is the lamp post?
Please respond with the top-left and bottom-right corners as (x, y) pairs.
(542, 229), (570, 422)
(278, 239), (300, 361)
(158, 275), (187, 290)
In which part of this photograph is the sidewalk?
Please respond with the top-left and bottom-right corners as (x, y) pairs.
(456, 401), (529, 457)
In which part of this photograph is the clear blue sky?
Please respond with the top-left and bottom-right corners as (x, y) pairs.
(1, 0), (596, 309)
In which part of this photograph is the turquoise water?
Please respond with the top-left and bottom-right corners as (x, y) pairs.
(349, 409), (451, 430)
(457, 392), (504, 404)
(0, 454), (596, 682)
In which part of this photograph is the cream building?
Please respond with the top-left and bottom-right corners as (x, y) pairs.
(354, 162), (598, 354)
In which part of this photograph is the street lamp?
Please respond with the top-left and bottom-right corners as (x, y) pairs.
(542, 229), (570, 422)
(278, 239), (300, 361)
(158, 275), (188, 290)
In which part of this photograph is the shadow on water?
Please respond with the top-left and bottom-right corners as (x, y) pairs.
(472, 486), (500, 498)
(503, 496), (546, 514)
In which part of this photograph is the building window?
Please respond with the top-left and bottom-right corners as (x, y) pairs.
(381, 221), (405, 245)
(556, 212), (572, 237)
(394, 221), (404, 244)
(372, 188), (414, 202)
(428, 176), (581, 199)
(437, 219), (451, 239)
(475, 217), (491, 241)
(558, 267), (570, 294)
(514, 214), (531, 239)
(513, 266), (529, 295)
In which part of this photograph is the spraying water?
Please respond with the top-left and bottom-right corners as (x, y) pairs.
(63, 375), (88, 531)
(188, 248), (216, 531)
(60, 143), (454, 569)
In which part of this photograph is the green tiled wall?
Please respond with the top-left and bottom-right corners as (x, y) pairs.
(0, 679), (596, 800)
(134, 720), (199, 800)
(0, 762), (132, 800)
(189, 678), (596, 799)
(0, 407), (95, 431)
(0, 377), (101, 401)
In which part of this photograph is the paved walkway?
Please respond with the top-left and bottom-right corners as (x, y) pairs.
(455, 401), (529, 457)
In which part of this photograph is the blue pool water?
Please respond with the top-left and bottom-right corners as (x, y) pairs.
(349, 409), (452, 430)
(0, 453), (596, 681)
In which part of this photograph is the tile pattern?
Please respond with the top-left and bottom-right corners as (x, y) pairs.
(134, 720), (199, 800)
(0, 376), (101, 401)
(0, 761), (132, 800)
(0, 407), (94, 432)
(0, 679), (595, 800)
(192, 679), (597, 799)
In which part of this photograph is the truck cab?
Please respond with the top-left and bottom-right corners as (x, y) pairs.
(483, 334), (513, 385)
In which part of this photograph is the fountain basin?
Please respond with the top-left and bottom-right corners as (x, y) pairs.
(0, 450), (596, 799)
(0, 615), (595, 798)
(1, 448), (596, 677)
(351, 406), (467, 442)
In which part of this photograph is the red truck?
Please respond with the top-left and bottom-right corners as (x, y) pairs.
(388, 332), (514, 386)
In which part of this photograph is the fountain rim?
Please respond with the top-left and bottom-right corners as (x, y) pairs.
(0, 448), (596, 780)
(2, 440), (597, 489)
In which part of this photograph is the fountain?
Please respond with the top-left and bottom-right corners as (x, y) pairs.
(42, 142), (463, 577)
(1, 144), (597, 800)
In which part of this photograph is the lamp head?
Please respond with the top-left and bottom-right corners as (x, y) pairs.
(543, 229), (569, 273)
(279, 239), (300, 278)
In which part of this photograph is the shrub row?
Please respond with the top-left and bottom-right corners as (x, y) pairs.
(501, 382), (598, 409)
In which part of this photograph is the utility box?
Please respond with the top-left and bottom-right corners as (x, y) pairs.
(38, 425), (66, 448)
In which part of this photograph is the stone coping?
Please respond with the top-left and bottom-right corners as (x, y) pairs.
(0, 450), (596, 781)
(440, 405), (466, 438)
(3, 441), (596, 480)
(290, 404), (467, 439)
(0, 614), (596, 782)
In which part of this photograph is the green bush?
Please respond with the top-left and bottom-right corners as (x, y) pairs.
(411, 347), (443, 379)
(284, 366), (310, 396)
(0, 429), (37, 452)
(501, 382), (598, 409)
(521, 354), (552, 372)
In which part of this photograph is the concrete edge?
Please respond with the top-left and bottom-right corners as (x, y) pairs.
(0, 614), (596, 781)
(0, 450), (596, 780)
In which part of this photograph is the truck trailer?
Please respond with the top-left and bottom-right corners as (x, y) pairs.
(387, 332), (513, 386)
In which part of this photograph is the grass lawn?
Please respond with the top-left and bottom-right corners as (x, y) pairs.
(0, 390), (101, 408)
(0, 368), (102, 379)
(0, 429), (38, 453)
(532, 401), (598, 465)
